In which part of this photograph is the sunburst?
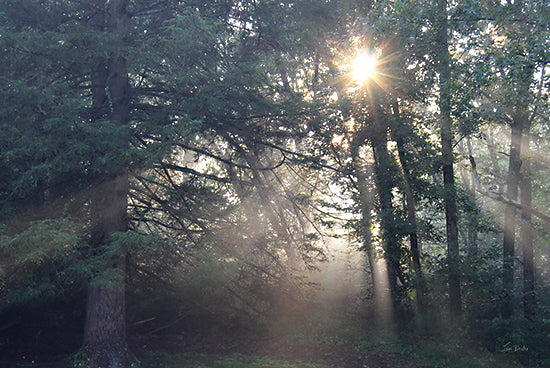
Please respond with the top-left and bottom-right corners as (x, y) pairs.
(351, 52), (378, 84)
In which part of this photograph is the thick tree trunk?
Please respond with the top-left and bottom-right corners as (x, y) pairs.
(83, 254), (128, 368)
(82, 1), (131, 366)
(84, 271), (126, 349)
(84, 173), (129, 367)
(435, 0), (461, 318)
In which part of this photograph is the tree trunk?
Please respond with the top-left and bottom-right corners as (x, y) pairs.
(502, 115), (522, 319)
(83, 255), (128, 368)
(82, 1), (131, 366)
(518, 58), (538, 321)
(350, 127), (377, 291)
(458, 140), (478, 256)
(435, 0), (461, 318)
(483, 130), (504, 193)
(520, 120), (535, 319)
(370, 103), (403, 314)
(355, 160), (377, 290)
(465, 140), (478, 255)
(390, 101), (426, 315)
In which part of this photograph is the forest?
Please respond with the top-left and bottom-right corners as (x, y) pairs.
(1, 0), (549, 367)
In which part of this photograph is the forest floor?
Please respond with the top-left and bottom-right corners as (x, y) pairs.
(133, 336), (433, 368)
(126, 316), (527, 368)
(1, 252), (532, 368)
(3, 322), (529, 368)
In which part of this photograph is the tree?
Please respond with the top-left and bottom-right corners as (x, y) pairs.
(390, 101), (427, 315)
(472, 0), (547, 320)
(81, 0), (132, 365)
(434, 0), (462, 318)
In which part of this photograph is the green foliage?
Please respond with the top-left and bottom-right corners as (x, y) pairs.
(109, 231), (159, 256)
(1, 219), (80, 261)
(0, 218), (86, 309)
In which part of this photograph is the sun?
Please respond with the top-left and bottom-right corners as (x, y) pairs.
(352, 52), (377, 84)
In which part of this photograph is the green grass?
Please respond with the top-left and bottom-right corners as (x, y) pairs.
(138, 351), (332, 368)
(351, 329), (527, 368)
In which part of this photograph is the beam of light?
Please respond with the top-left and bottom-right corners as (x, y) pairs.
(352, 52), (377, 84)
(373, 257), (396, 336)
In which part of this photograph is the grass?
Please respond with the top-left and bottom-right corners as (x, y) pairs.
(138, 351), (331, 368)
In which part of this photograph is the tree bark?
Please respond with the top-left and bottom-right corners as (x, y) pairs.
(435, 0), (461, 318)
(518, 60), (541, 321)
(83, 253), (128, 368)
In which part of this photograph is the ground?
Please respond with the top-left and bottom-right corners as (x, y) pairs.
(2, 324), (529, 368)
(122, 315), (526, 368)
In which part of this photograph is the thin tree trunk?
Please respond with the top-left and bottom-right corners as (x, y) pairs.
(483, 130), (504, 193)
(350, 128), (377, 291)
(355, 160), (376, 289)
(390, 101), (426, 315)
(435, 0), (461, 318)
(520, 121), (535, 319)
(502, 115), (522, 319)
(519, 63), (543, 320)
(370, 103), (403, 314)
(465, 140), (478, 255)
(458, 140), (478, 256)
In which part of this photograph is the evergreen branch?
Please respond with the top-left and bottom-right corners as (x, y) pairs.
(174, 142), (285, 171)
(159, 162), (252, 186)
(253, 140), (344, 173)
